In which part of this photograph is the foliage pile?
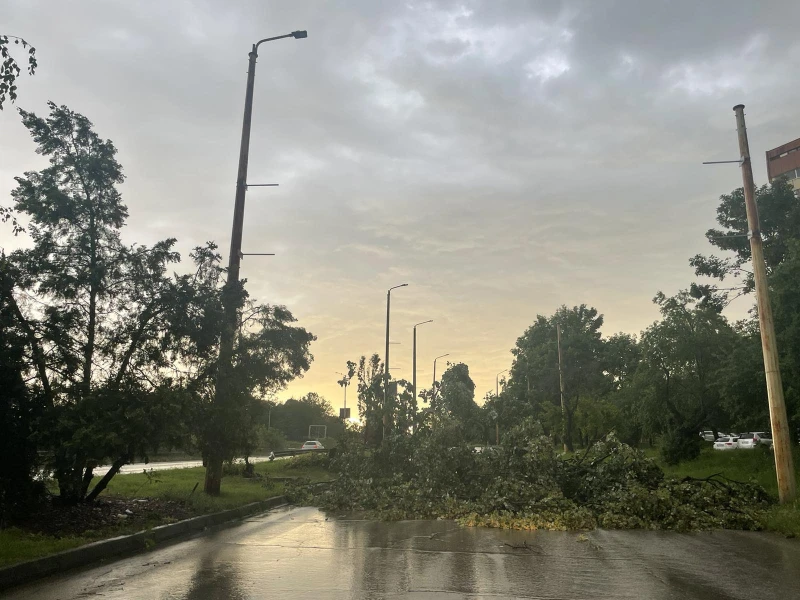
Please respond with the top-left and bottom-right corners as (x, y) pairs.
(303, 420), (772, 531)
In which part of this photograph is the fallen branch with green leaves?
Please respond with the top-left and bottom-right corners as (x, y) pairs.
(290, 420), (773, 532)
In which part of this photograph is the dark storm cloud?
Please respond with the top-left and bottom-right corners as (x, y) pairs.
(3, 0), (799, 400)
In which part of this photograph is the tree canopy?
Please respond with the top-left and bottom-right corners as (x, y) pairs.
(1, 103), (314, 508)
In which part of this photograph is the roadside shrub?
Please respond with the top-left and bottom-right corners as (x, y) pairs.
(660, 426), (702, 465)
(286, 452), (329, 470)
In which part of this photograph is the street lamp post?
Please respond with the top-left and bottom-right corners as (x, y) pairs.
(336, 371), (349, 417)
(384, 284), (408, 438)
(432, 353), (450, 400)
(412, 320), (433, 426)
(496, 370), (508, 398)
(495, 370), (507, 444)
(335, 371), (350, 413)
(206, 29), (307, 497)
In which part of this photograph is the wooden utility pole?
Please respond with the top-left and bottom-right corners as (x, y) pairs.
(733, 104), (796, 503)
(556, 324), (568, 453)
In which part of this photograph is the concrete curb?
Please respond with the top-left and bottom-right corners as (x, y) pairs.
(0, 494), (287, 592)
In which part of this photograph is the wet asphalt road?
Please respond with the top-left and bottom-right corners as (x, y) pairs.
(5, 506), (800, 599)
(93, 456), (277, 477)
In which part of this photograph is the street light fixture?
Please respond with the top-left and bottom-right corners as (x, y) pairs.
(224, 30), (307, 300)
(412, 319), (433, 421)
(496, 370), (508, 398)
(335, 371), (349, 417)
(207, 29), (307, 496)
(384, 283), (408, 437)
(432, 353), (450, 396)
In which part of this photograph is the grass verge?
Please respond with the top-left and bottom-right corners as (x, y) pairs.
(658, 446), (800, 537)
(1, 454), (333, 567)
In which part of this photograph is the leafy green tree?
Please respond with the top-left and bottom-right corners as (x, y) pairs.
(772, 240), (800, 432)
(0, 35), (37, 109)
(3, 103), (315, 501)
(508, 305), (606, 451)
(637, 290), (738, 463)
(602, 333), (640, 391)
(270, 393), (342, 442)
(481, 392), (535, 445)
(599, 333), (643, 445)
(0, 256), (47, 521)
(430, 363), (481, 440)
(690, 177), (800, 299)
(714, 320), (770, 432)
(3, 103), (194, 502)
(189, 291), (315, 494)
(355, 354), (384, 446)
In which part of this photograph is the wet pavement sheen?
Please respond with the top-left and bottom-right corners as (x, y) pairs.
(5, 506), (800, 599)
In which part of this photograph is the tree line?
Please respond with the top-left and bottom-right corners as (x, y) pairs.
(344, 177), (800, 466)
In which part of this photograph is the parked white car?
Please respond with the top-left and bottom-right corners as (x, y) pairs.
(737, 432), (772, 449)
(301, 440), (324, 450)
(713, 436), (739, 451)
(699, 430), (716, 442)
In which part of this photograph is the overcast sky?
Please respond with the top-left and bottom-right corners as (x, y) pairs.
(3, 0), (800, 407)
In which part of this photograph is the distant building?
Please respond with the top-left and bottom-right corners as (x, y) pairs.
(766, 137), (800, 191)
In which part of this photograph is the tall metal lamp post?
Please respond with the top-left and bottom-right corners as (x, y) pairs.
(207, 30), (307, 496)
(383, 284), (408, 437)
(496, 370), (508, 398)
(412, 320), (433, 424)
(432, 353), (450, 402)
(335, 371), (349, 418)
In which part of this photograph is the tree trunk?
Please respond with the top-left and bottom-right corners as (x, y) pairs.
(204, 454), (223, 496)
(55, 453), (85, 505)
(85, 455), (129, 502)
(80, 465), (95, 498)
(83, 213), (98, 393)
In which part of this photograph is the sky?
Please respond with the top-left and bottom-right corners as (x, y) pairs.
(2, 0), (800, 409)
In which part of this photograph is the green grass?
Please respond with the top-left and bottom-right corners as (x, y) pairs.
(659, 446), (786, 495)
(0, 530), (96, 566)
(656, 446), (800, 537)
(1, 455), (333, 567)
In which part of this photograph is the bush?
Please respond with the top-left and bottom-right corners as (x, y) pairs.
(256, 427), (287, 452)
(660, 426), (702, 465)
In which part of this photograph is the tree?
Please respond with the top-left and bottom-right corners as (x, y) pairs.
(355, 354), (384, 446)
(637, 290), (738, 463)
(771, 240), (800, 432)
(0, 255), (47, 521)
(3, 103), (193, 502)
(690, 177), (800, 300)
(602, 333), (640, 392)
(598, 333), (642, 445)
(3, 103), (316, 501)
(430, 363), (481, 440)
(714, 320), (770, 432)
(0, 35), (37, 109)
(508, 305), (606, 451)
(269, 393), (343, 442)
(193, 293), (315, 494)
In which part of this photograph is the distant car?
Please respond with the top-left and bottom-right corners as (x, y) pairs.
(754, 432), (773, 448)
(737, 432), (772, 449)
(301, 440), (324, 450)
(713, 436), (739, 451)
(699, 431), (716, 442)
